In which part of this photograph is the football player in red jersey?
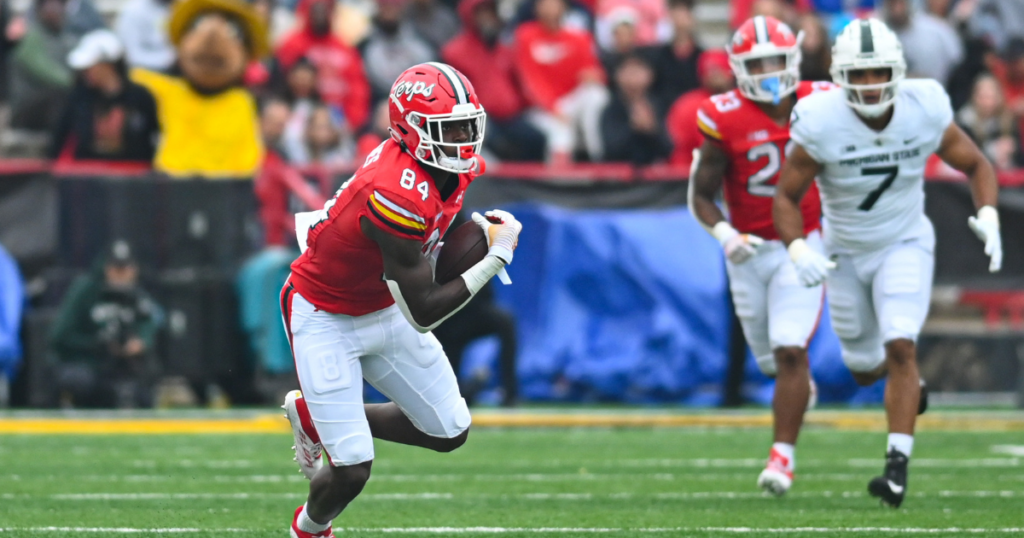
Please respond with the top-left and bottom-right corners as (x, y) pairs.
(688, 16), (835, 497)
(280, 63), (522, 538)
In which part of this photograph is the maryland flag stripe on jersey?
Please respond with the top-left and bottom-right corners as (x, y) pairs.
(367, 190), (427, 237)
(696, 109), (722, 140)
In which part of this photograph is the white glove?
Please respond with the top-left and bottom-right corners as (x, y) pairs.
(788, 238), (835, 287)
(471, 210), (522, 265)
(967, 205), (1002, 273)
(712, 222), (763, 265)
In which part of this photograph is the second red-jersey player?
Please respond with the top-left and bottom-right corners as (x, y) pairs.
(688, 15), (836, 499)
(696, 79), (832, 240)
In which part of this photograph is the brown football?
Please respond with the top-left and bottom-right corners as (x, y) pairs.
(434, 221), (489, 284)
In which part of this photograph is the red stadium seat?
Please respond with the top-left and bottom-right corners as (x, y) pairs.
(958, 290), (1024, 328)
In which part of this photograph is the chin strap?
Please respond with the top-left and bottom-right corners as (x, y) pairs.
(436, 154), (486, 174)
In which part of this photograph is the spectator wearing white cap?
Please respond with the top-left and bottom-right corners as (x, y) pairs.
(595, 0), (671, 52)
(50, 29), (160, 162)
(599, 7), (642, 90)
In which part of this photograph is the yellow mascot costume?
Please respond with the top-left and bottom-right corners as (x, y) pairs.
(133, 0), (269, 178)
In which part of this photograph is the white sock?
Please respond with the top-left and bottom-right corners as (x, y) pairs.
(297, 503), (331, 534)
(887, 433), (914, 457)
(771, 442), (795, 470)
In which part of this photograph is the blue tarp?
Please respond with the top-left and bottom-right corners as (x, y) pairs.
(0, 243), (24, 381)
(473, 203), (883, 405)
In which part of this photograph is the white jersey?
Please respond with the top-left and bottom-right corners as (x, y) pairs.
(789, 79), (953, 252)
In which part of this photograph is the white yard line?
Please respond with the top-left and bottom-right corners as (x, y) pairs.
(23, 490), (1022, 501)
(129, 460), (259, 468)
(0, 474), (310, 483)
(367, 472), (965, 482)
(0, 529), (249, 534)
(342, 528), (1024, 534)
(0, 472), (975, 483)
(991, 445), (1024, 456)
(609, 458), (1023, 468)
(846, 458), (1020, 468)
(45, 492), (452, 501)
(5, 527), (1023, 534)
(113, 457), (1021, 470)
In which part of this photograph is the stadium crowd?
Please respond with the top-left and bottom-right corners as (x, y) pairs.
(0, 0), (1022, 170)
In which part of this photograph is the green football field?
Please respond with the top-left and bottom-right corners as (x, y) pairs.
(1, 415), (1023, 537)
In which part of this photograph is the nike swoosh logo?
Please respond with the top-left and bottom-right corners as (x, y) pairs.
(903, 137), (918, 144)
(888, 480), (904, 494)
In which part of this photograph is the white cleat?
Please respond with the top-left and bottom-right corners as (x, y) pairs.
(757, 448), (794, 497)
(282, 390), (323, 480)
(757, 467), (793, 497)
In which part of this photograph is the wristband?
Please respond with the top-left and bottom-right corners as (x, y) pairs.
(787, 238), (810, 264)
(461, 255), (506, 295)
(711, 221), (739, 246)
(977, 205), (999, 225)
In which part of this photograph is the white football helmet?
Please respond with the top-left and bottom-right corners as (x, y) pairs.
(830, 18), (906, 118)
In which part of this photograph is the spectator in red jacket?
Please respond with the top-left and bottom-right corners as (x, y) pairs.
(443, 0), (545, 161)
(665, 50), (733, 169)
(276, 0), (370, 130)
(257, 99), (294, 247)
(515, 0), (610, 163)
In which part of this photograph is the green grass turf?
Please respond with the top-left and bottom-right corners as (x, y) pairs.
(1, 427), (1023, 537)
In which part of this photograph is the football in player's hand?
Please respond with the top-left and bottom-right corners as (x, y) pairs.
(434, 221), (488, 284)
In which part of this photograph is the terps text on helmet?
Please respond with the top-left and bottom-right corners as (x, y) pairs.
(393, 81), (436, 102)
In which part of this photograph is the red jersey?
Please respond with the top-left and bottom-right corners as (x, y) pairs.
(289, 139), (476, 316)
(696, 81), (833, 240)
(513, 22), (605, 112)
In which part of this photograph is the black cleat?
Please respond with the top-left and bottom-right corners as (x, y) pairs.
(918, 378), (928, 415)
(868, 449), (909, 508)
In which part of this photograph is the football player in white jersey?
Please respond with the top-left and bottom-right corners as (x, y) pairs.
(773, 18), (1002, 508)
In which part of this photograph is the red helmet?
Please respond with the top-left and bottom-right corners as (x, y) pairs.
(726, 16), (803, 104)
(388, 62), (487, 174)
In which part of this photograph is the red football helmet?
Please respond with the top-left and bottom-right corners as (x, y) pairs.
(727, 16), (803, 104)
(388, 62), (487, 174)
